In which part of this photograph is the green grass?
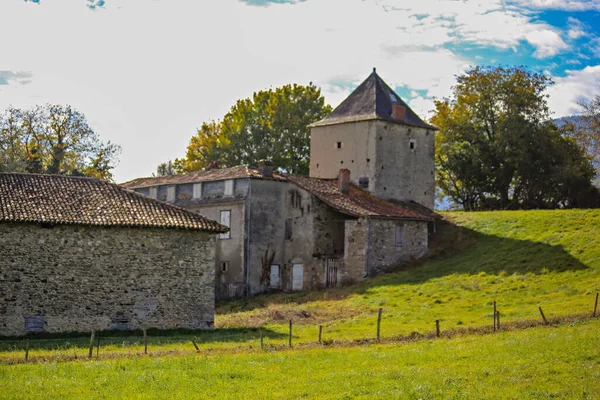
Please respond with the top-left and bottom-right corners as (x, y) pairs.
(216, 209), (600, 343)
(1, 209), (600, 398)
(2, 320), (599, 399)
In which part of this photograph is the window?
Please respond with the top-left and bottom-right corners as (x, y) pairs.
(219, 210), (231, 239)
(285, 218), (293, 240)
(220, 261), (229, 273)
(395, 225), (405, 247)
(409, 139), (417, 151)
(193, 183), (202, 199)
(149, 187), (158, 200)
(336, 142), (342, 149)
(167, 186), (176, 202)
(358, 176), (369, 189)
(270, 265), (280, 288)
(224, 180), (234, 196)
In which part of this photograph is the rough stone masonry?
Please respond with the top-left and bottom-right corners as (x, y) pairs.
(0, 222), (216, 336)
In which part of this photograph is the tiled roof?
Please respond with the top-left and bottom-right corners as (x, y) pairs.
(311, 70), (437, 130)
(287, 175), (439, 221)
(0, 173), (227, 232)
(121, 165), (285, 189)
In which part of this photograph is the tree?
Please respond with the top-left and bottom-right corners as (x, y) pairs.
(175, 83), (332, 175)
(0, 104), (120, 180)
(155, 160), (178, 177)
(432, 66), (598, 210)
(576, 92), (600, 175)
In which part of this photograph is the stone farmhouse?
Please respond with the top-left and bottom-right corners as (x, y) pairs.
(122, 70), (439, 299)
(0, 173), (225, 336)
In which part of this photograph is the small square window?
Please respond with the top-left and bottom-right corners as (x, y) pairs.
(221, 261), (229, 273)
(336, 142), (342, 149)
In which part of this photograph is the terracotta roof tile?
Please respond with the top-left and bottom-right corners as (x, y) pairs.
(0, 173), (227, 232)
(120, 165), (286, 189)
(287, 175), (439, 221)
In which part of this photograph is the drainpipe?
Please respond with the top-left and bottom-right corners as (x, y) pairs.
(245, 178), (252, 296)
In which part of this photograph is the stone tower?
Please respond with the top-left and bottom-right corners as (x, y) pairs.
(309, 69), (436, 210)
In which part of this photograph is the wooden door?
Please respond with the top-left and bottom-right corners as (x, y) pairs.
(325, 258), (340, 288)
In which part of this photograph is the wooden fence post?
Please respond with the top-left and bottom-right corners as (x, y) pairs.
(191, 340), (199, 351)
(25, 340), (29, 362)
(88, 330), (95, 360)
(318, 325), (323, 345)
(376, 308), (383, 342)
(493, 301), (497, 331)
(436, 320), (440, 337)
(143, 329), (148, 354)
(496, 311), (500, 330)
(289, 320), (293, 348)
(96, 336), (100, 358)
(259, 327), (264, 351)
(539, 307), (548, 324)
(594, 293), (598, 317)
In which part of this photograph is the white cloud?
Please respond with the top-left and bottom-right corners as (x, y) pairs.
(567, 17), (587, 39)
(547, 65), (600, 116)
(512, 0), (600, 11)
(526, 30), (569, 58)
(0, 0), (591, 181)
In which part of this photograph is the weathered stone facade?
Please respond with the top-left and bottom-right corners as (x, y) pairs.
(310, 120), (435, 209)
(0, 222), (215, 336)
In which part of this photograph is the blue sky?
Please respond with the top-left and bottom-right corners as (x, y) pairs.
(1, 0), (599, 182)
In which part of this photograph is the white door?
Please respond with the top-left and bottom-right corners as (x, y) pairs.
(292, 264), (303, 291)
(270, 265), (280, 288)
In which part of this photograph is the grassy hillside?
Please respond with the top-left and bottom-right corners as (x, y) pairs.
(1, 209), (598, 359)
(216, 209), (600, 343)
(2, 320), (599, 399)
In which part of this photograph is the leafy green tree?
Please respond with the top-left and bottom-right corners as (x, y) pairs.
(0, 104), (120, 180)
(155, 160), (178, 177)
(176, 83), (332, 175)
(432, 66), (598, 210)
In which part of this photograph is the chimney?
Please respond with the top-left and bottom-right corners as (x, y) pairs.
(392, 103), (406, 120)
(338, 168), (350, 194)
(259, 159), (274, 178)
(205, 160), (219, 171)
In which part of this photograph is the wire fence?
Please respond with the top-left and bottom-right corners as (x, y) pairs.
(1, 292), (598, 364)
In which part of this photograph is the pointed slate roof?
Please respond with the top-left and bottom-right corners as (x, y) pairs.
(311, 69), (436, 129)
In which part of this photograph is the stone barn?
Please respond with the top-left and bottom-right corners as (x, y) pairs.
(0, 173), (226, 336)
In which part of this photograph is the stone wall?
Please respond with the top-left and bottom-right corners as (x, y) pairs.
(186, 202), (246, 299)
(366, 219), (429, 275)
(0, 222), (215, 336)
(375, 122), (435, 209)
(343, 218), (368, 285)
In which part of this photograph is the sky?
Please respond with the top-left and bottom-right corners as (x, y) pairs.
(1, 0), (599, 183)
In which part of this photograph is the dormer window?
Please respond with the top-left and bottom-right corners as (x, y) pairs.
(149, 187), (157, 200)
(224, 180), (234, 196)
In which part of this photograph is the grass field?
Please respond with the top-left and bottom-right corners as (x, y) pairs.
(216, 210), (600, 342)
(1, 209), (599, 398)
(2, 320), (599, 399)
